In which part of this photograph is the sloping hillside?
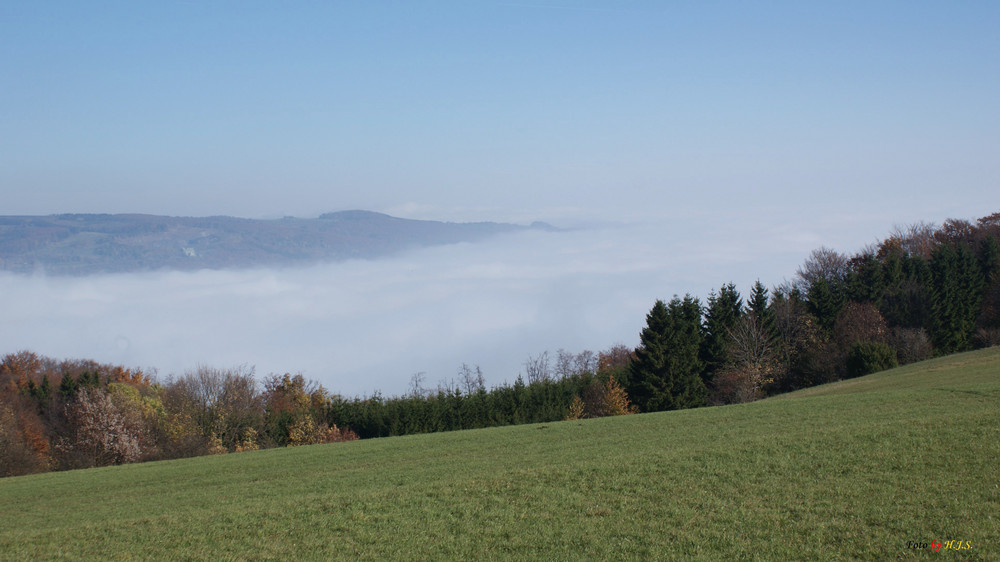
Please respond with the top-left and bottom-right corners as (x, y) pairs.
(0, 349), (996, 559)
(0, 211), (551, 275)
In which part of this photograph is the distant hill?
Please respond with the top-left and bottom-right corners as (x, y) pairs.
(0, 211), (554, 275)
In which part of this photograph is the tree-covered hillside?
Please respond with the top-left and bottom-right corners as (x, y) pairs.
(0, 211), (549, 275)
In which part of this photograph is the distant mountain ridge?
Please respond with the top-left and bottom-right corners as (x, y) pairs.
(0, 211), (553, 275)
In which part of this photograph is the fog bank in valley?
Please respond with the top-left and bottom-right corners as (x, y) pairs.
(0, 215), (885, 397)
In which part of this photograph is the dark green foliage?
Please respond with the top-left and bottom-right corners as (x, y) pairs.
(929, 243), (982, 353)
(24, 375), (52, 413)
(628, 296), (707, 412)
(806, 277), (845, 333)
(846, 342), (899, 378)
(748, 280), (774, 329)
(77, 371), (101, 389)
(845, 253), (885, 306)
(58, 372), (78, 398)
(881, 253), (933, 329)
(700, 284), (743, 384)
(324, 373), (598, 439)
(976, 234), (1000, 330)
(978, 235), (999, 285)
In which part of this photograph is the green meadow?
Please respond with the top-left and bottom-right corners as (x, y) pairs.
(2, 349), (998, 560)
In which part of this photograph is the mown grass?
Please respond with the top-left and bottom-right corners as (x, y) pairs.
(1, 349), (998, 560)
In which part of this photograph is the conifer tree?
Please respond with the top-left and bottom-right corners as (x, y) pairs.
(845, 253), (886, 305)
(807, 277), (844, 333)
(930, 243), (982, 352)
(700, 284), (743, 383)
(628, 296), (707, 412)
(59, 372), (78, 398)
(748, 280), (777, 337)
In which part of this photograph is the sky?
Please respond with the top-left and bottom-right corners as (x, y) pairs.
(1, 1), (998, 395)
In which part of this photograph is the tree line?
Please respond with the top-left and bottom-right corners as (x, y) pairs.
(0, 359), (357, 477)
(625, 212), (1000, 410)
(2, 211), (998, 477)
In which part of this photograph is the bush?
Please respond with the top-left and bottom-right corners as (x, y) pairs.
(974, 327), (1000, 348)
(709, 367), (769, 405)
(889, 327), (933, 365)
(846, 342), (899, 378)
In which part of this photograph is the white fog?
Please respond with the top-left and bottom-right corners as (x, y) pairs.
(0, 213), (891, 397)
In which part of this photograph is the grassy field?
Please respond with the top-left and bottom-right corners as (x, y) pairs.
(1, 349), (998, 560)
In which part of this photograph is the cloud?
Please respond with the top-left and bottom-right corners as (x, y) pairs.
(0, 214), (900, 396)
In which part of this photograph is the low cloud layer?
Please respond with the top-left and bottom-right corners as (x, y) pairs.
(0, 215), (895, 396)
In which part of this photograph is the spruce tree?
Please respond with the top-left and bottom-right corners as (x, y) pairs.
(845, 253), (885, 306)
(807, 277), (844, 333)
(700, 283), (743, 383)
(628, 296), (707, 412)
(748, 280), (776, 336)
(930, 243), (982, 352)
(59, 372), (78, 398)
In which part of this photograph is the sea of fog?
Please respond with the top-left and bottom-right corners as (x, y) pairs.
(0, 216), (883, 397)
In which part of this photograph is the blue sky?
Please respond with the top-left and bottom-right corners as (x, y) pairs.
(2, 1), (997, 226)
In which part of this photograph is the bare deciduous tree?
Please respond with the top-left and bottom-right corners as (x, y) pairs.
(726, 313), (776, 376)
(458, 363), (485, 395)
(524, 351), (550, 384)
(887, 221), (937, 258)
(574, 350), (597, 375)
(555, 349), (575, 379)
(408, 372), (428, 398)
(795, 246), (849, 291)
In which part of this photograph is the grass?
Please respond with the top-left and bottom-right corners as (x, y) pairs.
(1, 349), (998, 560)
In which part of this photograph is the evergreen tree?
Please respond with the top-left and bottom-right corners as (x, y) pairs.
(845, 253), (885, 306)
(628, 296), (707, 412)
(748, 280), (769, 319)
(930, 243), (983, 352)
(979, 235), (1000, 285)
(59, 372), (78, 398)
(883, 253), (933, 329)
(700, 284), (743, 383)
(976, 234), (1000, 330)
(806, 277), (844, 333)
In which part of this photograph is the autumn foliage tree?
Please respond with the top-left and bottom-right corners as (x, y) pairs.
(58, 387), (143, 468)
(264, 373), (357, 446)
(163, 366), (266, 453)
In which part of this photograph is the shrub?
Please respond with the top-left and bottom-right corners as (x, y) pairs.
(564, 396), (585, 421)
(846, 342), (899, 378)
(710, 368), (765, 405)
(889, 327), (933, 365)
(974, 327), (1000, 348)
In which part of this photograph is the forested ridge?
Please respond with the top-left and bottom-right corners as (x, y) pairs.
(2, 211), (998, 477)
(0, 211), (544, 275)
